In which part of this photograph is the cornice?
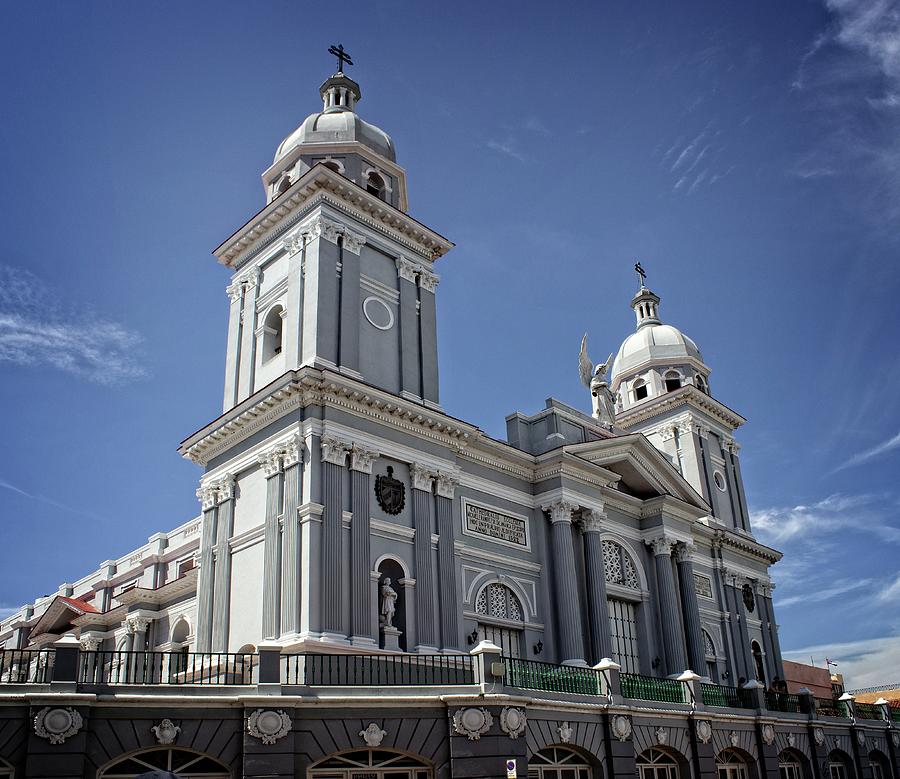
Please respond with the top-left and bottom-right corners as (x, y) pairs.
(714, 529), (782, 565)
(616, 386), (746, 432)
(114, 569), (199, 607)
(179, 368), (478, 466)
(213, 166), (453, 268)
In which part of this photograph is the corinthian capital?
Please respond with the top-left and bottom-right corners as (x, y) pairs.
(410, 463), (436, 492)
(214, 474), (235, 503)
(673, 541), (695, 563)
(282, 230), (306, 256)
(320, 436), (351, 466)
(396, 256), (419, 283)
(350, 444), (379, 474)
(257, 449), (283, 478)
(342, 227), (366, 255)
(419, 269), (439, 293)
(646, 535), (676, 556)
(543, 501), (578, 524)
(435, 471), (460, 499)
(125, 614), (152, 634)
(80, 635), (101, 652)
(282, 434), (304, 468)
(307, 214), (342, 244)
(658, 424), (678, 443)
(196, 483), (218, 511)
(580, 507), (606, 534)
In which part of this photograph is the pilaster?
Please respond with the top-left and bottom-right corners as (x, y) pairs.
(236, 266), (261, 401)
(210, 475), (236, 651)
(195, 482), (219, 653)
(280, 436), (304, 636)
(435, 471), (460, 650)
(350, 445), (379, 645)
(397, 256), (420, 398)
(259, 447), (285, 640)
(320, 436), (350, 638)
(411, 463), (438, 650)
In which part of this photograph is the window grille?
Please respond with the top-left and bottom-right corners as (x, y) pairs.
(602, 540), (640, 590)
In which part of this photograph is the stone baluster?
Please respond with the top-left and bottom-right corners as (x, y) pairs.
(674, 542), (707, 675)
(647, 535), (687, 675)
(280, 435), (304, 636)
(320, 436), (350, 638)
(350, 444), (379, 645)
(581, 508), (613, 664)
(435, 472), (460, 650)
(411, 464), (438, 651)
(544, 501), (585, 665)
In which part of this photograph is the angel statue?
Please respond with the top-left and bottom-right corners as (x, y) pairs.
(579, 334), (616, 428)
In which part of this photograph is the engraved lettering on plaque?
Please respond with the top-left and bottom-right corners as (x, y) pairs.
(461, 499), (530, 550)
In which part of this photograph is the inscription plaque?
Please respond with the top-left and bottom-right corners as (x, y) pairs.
(463, 500), (529, 548)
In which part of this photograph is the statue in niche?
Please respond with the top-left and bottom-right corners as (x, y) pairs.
(579, 334), (616, 428)
(380, 578), (398, 628)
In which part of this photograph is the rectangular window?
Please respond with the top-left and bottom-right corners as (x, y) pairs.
(607, 598), (640, 674)
(479, 624), (523, 658)
(177, 558), (195, 577)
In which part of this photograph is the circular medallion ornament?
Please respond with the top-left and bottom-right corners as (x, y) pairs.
(696, 720), (713, 744)
(762, 724), (776, 745)
(813, 727), (826, 747)
(612, 715), (632, 742)
(500, 707), (526, 740)
(453, 707), (493, 741)
(856, 730), (866, 747)
(375, 466), (406, 515)
(247, 709), (292, 745)
(34, 707), (83, 745)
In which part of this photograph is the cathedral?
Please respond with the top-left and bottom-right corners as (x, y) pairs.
(1, 54), (898, 779)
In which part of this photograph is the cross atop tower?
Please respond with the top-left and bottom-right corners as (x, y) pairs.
(328, 44), (353, 74)
(634, 261), (647, 288)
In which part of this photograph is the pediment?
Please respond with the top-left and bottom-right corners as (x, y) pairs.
(29, 596), (98, 639)
(563, 434), (709, 511)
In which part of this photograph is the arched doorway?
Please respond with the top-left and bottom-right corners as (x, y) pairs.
(309, 749), (431, 778)
(637, 747), (681, 779)
(827, 750), (854, 779)
(528, 746), (592, 778)
(716, 750), (750, 779)
(100, 747), (229, 778)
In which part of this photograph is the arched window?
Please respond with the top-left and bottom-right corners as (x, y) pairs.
(703, 629), (719, 681)
(602, 540), (642, 673)
(310, 749), (431, 779)
(779, 750), (806, 779)
(475, 582), (524, 658)
(529, 747), (591, 778)
(696, 374), (709, 394)
(276, 176), (291, 196)
(664, 370), (682, 392)
(827, 750), (853, 779)
(322, 158), (344, 174)
(751, 640), (766, 684)
(100, 747), (229, 778)
(0, 757), (12, 778)
(637, 748), (680, 779)
(633, 377), (649, 401)
(869, 751), (890, 779)
(261, 305), (284, 361)
(716, 750), (749, 779)
(366, 171), (387, 199)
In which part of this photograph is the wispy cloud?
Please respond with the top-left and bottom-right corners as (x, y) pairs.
(0, 477), (105, 522)
(523, 116), (551, 136)
(0, 264), (145, 385)
(835, 430), (900, 471)
(877, 572), (900, 603)
(671, 131), (706, 171)
(778, 577), (874, 608)
(752, 491), (900, 545)
(485, 138), (526, 162)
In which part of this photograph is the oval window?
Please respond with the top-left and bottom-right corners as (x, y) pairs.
(363, 296), (394, 330)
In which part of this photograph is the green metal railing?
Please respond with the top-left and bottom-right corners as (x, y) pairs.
(765, 690), (801, 713)
(891, 706), (900, 724)
(816, 697), (849, 718)
(505, 657), (604, 696)
(701, 682), (755, 709)
(855, 702), (883, 720)
(281, 653), (474, 686)
(621, 672), (685, 703)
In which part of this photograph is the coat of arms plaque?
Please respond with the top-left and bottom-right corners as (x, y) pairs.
(375, 466), (405, 515)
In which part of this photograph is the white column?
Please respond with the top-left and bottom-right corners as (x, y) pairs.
(236, 266), (260, 400)
(222, 280), (244, 412)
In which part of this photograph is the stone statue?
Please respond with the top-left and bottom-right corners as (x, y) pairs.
(579, 334), (616, 428)
(380, 578), (398, 628)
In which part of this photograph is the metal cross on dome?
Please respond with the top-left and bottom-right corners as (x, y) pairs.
(328, 44), (353, 73)
(634, 261), (647, 286)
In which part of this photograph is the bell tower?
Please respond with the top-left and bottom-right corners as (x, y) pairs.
(217, 51), (452, 413)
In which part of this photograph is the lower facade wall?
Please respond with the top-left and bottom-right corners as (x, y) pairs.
(1, 698), (899, 779)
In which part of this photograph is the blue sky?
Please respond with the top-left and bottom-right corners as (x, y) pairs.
(1, 1), (899, 686)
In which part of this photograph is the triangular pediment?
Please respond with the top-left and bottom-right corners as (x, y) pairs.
(29, 596), (98, 640)
(563, 434), (709, 511)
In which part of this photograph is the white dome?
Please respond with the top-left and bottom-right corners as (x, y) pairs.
(275, 110), (396, 164)
(611, 323), (703, 381)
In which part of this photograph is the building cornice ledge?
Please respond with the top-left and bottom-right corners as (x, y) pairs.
(213, 165), (454, 268)
(714, 529), (783, 564)
(616, 386), (747, 431)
